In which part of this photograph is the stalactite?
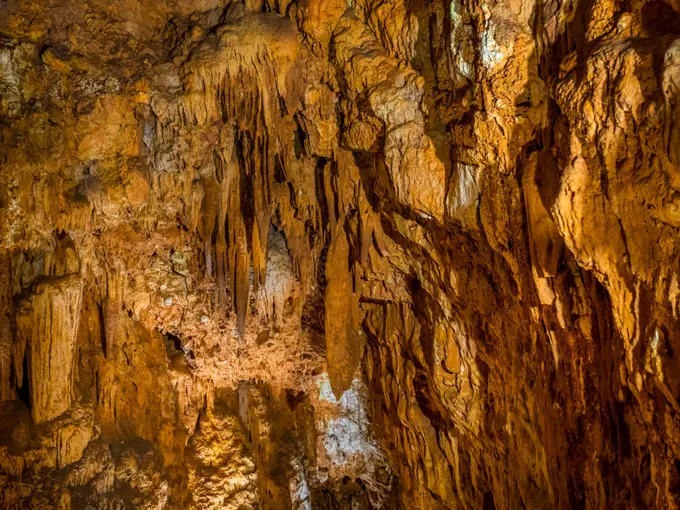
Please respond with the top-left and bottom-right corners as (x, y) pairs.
(15, 275), (83, 423)
(324, 221), (362, 398)
(0, 251), (14, 402)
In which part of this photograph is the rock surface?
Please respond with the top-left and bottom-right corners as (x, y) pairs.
(1, 0), (679, 508)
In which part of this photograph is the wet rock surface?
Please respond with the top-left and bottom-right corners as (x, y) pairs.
(1, 0), (680, 508)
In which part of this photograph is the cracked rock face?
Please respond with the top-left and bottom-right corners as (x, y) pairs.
(1, 0), (680, 508)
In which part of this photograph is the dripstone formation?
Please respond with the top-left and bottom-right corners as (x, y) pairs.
(1, 0), (679, 508)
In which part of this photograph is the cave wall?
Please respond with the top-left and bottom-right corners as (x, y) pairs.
(1, 0), (680, 508)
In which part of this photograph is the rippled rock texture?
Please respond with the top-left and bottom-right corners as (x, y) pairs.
(1, 0), (680, 508)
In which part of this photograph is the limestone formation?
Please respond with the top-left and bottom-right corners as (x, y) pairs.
(1, 0), (679, 508)
(15, 275), (83, 423)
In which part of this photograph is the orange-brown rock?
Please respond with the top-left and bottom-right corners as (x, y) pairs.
(1, 0), (680, 508)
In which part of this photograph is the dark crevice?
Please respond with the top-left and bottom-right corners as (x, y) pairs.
(18, 354), (30, 410)
(98, 302), (107, 358)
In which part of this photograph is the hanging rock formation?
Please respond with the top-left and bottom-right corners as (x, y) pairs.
(1, 0), (680, 508)
(15, 274), (83, 423)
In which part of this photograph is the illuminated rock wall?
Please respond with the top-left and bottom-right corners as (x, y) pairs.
(1, 0), (679, 507)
